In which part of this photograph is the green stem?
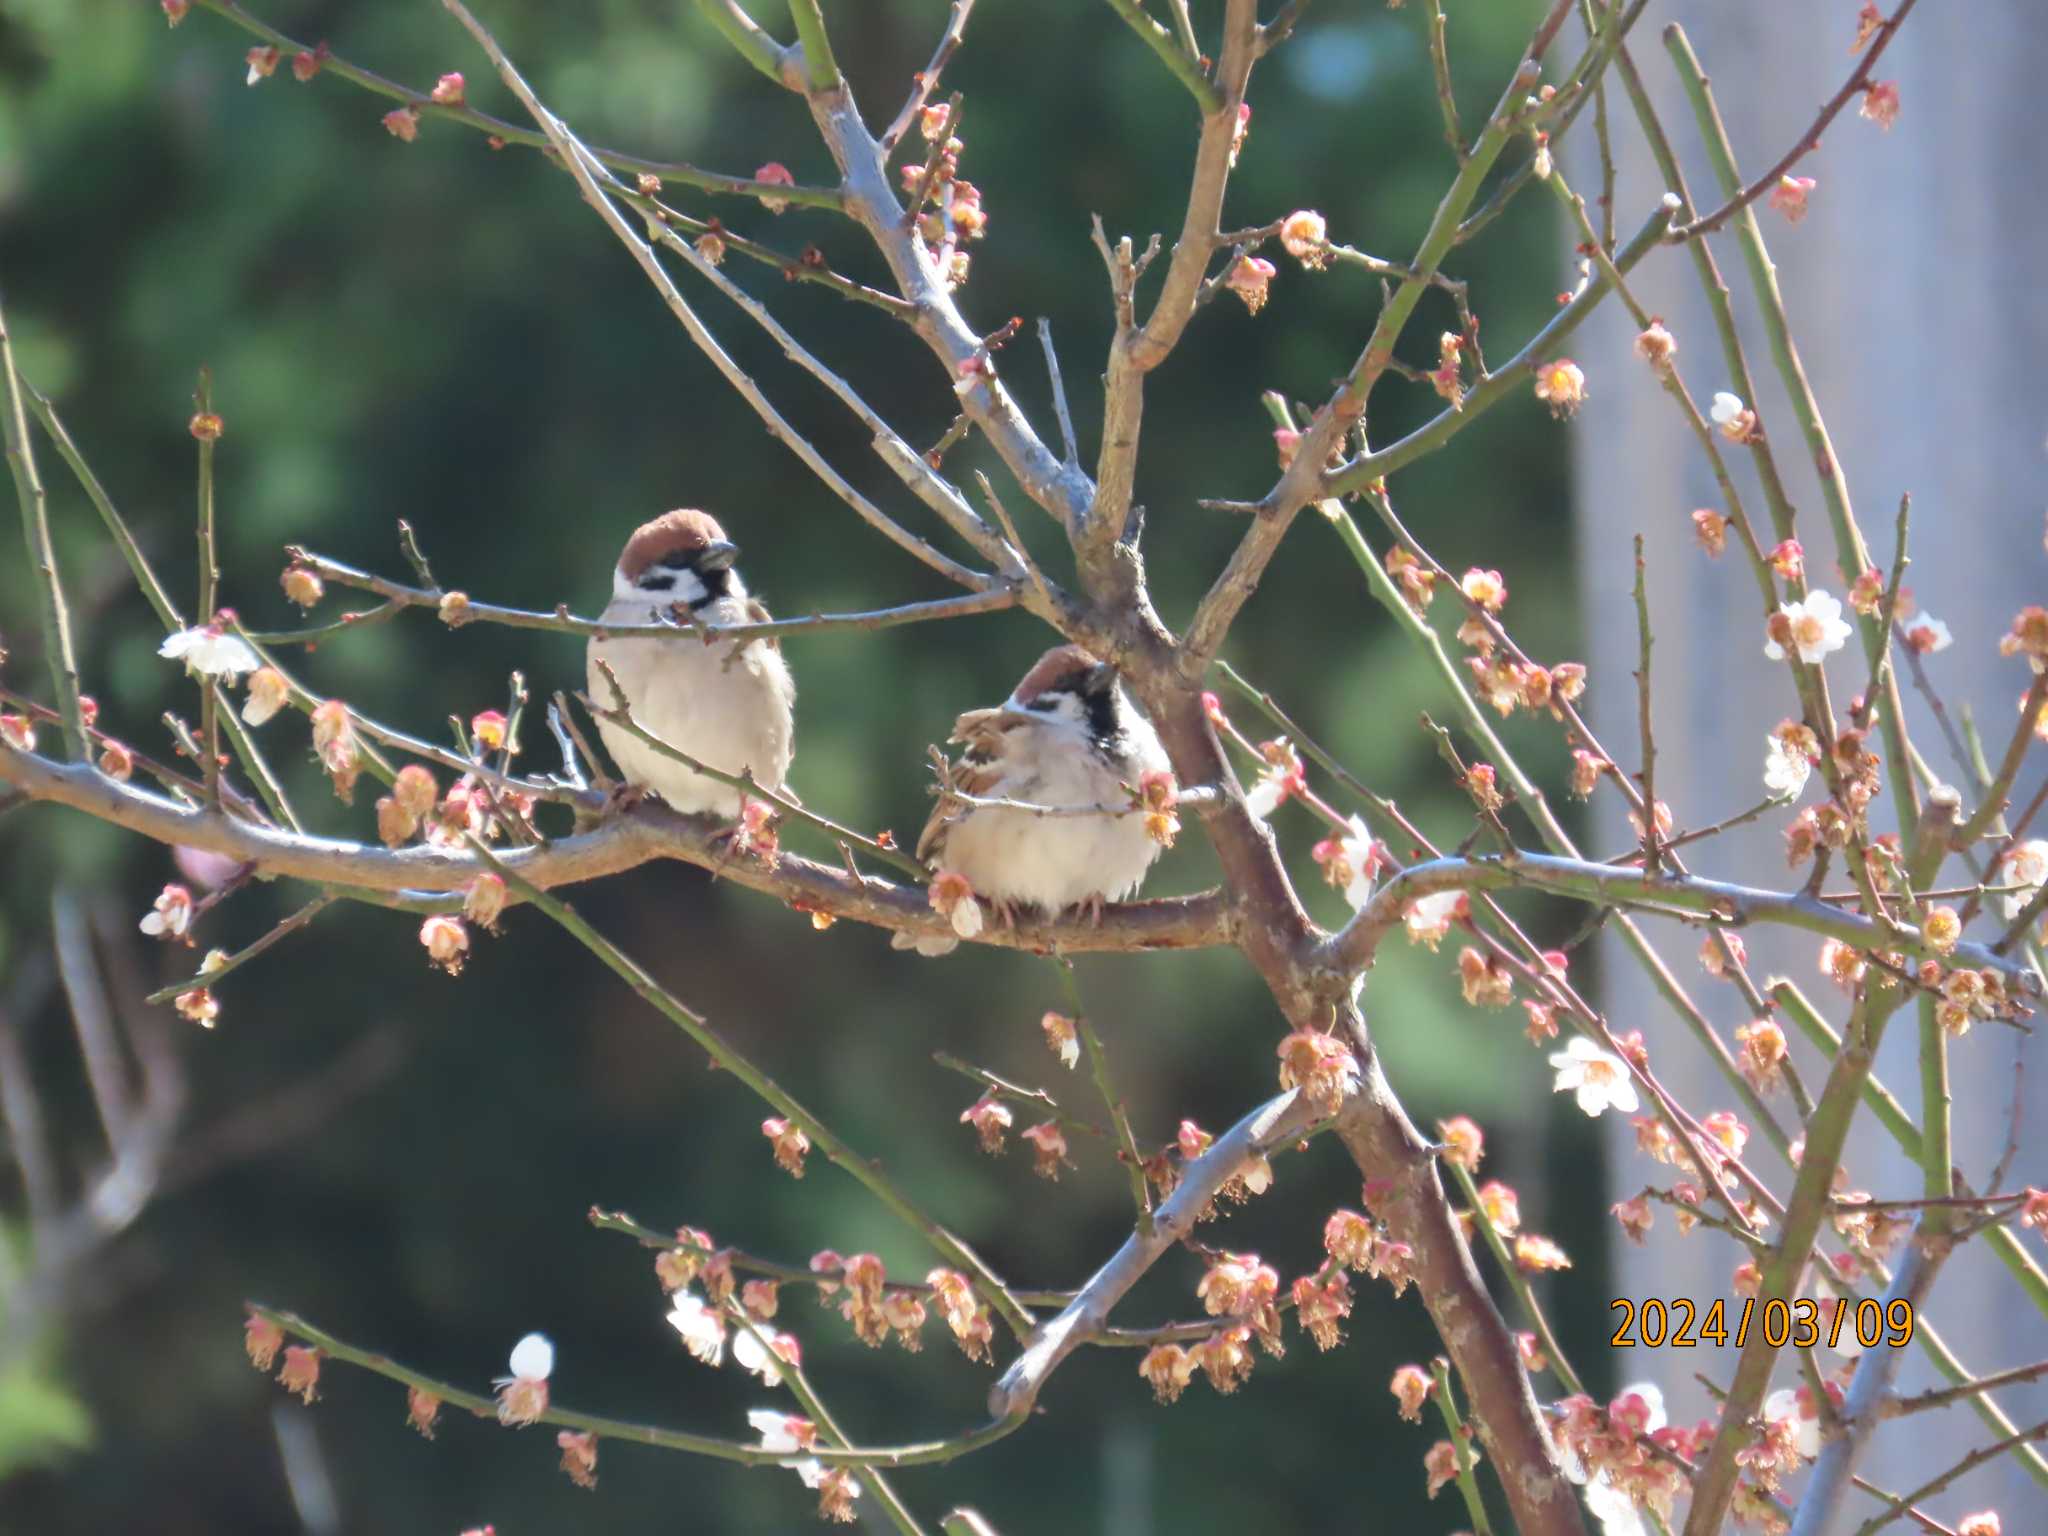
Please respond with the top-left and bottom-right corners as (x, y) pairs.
(1448, 1161), (1581, 1397)
(1770, 979), (2048, 1325)
(476, 841), (1035, 1341)
(193, 371), (222, 807)
(145, 895), (334, 1004)
(188, 0), (837, 206)
(785, 0), (842, 91)
(728, 1306), (926, 1536)
(251, 1304), (1021, 1467)
(0, 295), (87, 760)
(692, 0), (790, 83)
(1101, 0), (1222, 111)
(1327, 198), (1673, 492)
(1323, 499), (1796, 1164)
(1431, 1358), (1497, 1536)
(1058, 958), (1152, 1232)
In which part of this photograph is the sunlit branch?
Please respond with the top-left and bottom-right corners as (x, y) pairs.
(0, 749), (1232, 954)
(284, 549), (1020, 643)
(474, 836), (1039, 1342)
(251, 1304), (1024, 1467)
(187, 0), (841, 209)
(987, 1089), (1326, 1418)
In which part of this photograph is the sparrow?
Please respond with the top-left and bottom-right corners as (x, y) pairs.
(586, 509), (795, 818)
(897, 645), (1171, 955)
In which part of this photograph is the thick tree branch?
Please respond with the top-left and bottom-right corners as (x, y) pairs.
(1324, 853), (2034, 983)
(0, 748), (1231, 953)
(988, 1089), (1322, 1417)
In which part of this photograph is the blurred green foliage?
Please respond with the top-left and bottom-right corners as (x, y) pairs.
(0, 1), (1615, 1530)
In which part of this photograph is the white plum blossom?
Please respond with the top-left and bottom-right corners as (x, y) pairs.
(507, 1332), (554, 1382)
(1765, 590), (1853, 665)
(1709, 392), (1747, 430)
(1763, 1386), (1823, 1459)
(749, 1408), (810, 1455)
(1763, 734), (1812, 798)
(1548, 1037), (1640, 1117)
(1901, 613), (1953, 653)
(1334, 815), (1380, 912)
(1999, 839), (2048, 920)
(667, 1291), (726, 1366)
(139, 883), (194, 938)
(1403, 889), (1463, 947)
(733, 1324), (783, 1387)
(1563, 1384), (1664, 1536)
(1244, 770), (1288, 821)
(1585, 1477), (1650, 1536)
(795, 1457), (861, 1504)
(159, 624), (260, 678)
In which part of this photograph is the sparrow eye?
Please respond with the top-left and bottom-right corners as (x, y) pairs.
(1024, 696), (1057, 712)
(638, 572), (676, 592)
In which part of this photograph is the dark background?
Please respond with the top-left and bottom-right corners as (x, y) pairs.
(0, 1), (1614, 1530)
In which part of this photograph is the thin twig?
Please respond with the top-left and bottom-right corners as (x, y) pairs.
(189, 0), (840, 209)
(987, 1090), (1326, 1419)
(473, 836), (1037, 1342)
(251, 1304), (1025, 1466)
(285, 550), (1018, 642)
(1058, 958), (1152, 1230)
(1038, 319), (1081, 469)
(1667, 0), (1922, 242)
(882, 0), (976, 152)
(0, 294), (87, 760)
(144, 896), (336, 1006)
(1851, 1419), (2048, 1536)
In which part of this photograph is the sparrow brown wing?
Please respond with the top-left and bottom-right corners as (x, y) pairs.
(742, 597), (780, 650)
(915, 713), (1018, 864)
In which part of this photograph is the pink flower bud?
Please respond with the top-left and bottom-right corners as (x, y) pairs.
(278, 1345), (322, 1403)
(1533, 358), (1586, 419)
(281, 563), (324, 608)
(407, 1385), (442, 1438)
(420, 914), (469, 975)
(471, 710), (509, 752)
(754, 161), (795, 214)
(1225, 255), (1276, 315)
(245, 1310), (284, 1370)
(1768, 174), (1816, 224)
(1860, 80), (1900, 130)
(1280, 209), (1328, 268)
(430, 72), (466, 106)
(463, 872), (507, 931)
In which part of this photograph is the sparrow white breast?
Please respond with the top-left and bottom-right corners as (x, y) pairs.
(898, 645), (1170, 955)
(586, 509), (795, 817)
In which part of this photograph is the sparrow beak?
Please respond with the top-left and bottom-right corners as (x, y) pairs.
(697, 539), (740, 573)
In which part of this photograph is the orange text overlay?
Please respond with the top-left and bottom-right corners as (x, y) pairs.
(1609, 1296), (1915, 1350)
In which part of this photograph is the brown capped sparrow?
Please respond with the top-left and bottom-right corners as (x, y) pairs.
(586, 510), (795, 817)
(897, 645), (1170, 956)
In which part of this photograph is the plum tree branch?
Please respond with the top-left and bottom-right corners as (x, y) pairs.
(284, 548), (1022, 644)
(187, 0), (840, 208)
(252, 1304), (1025, 1467)
(987, 1088), (1324, 1418)
(0, 747), (1231, 953)
(476, 836), (1038, 1341)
